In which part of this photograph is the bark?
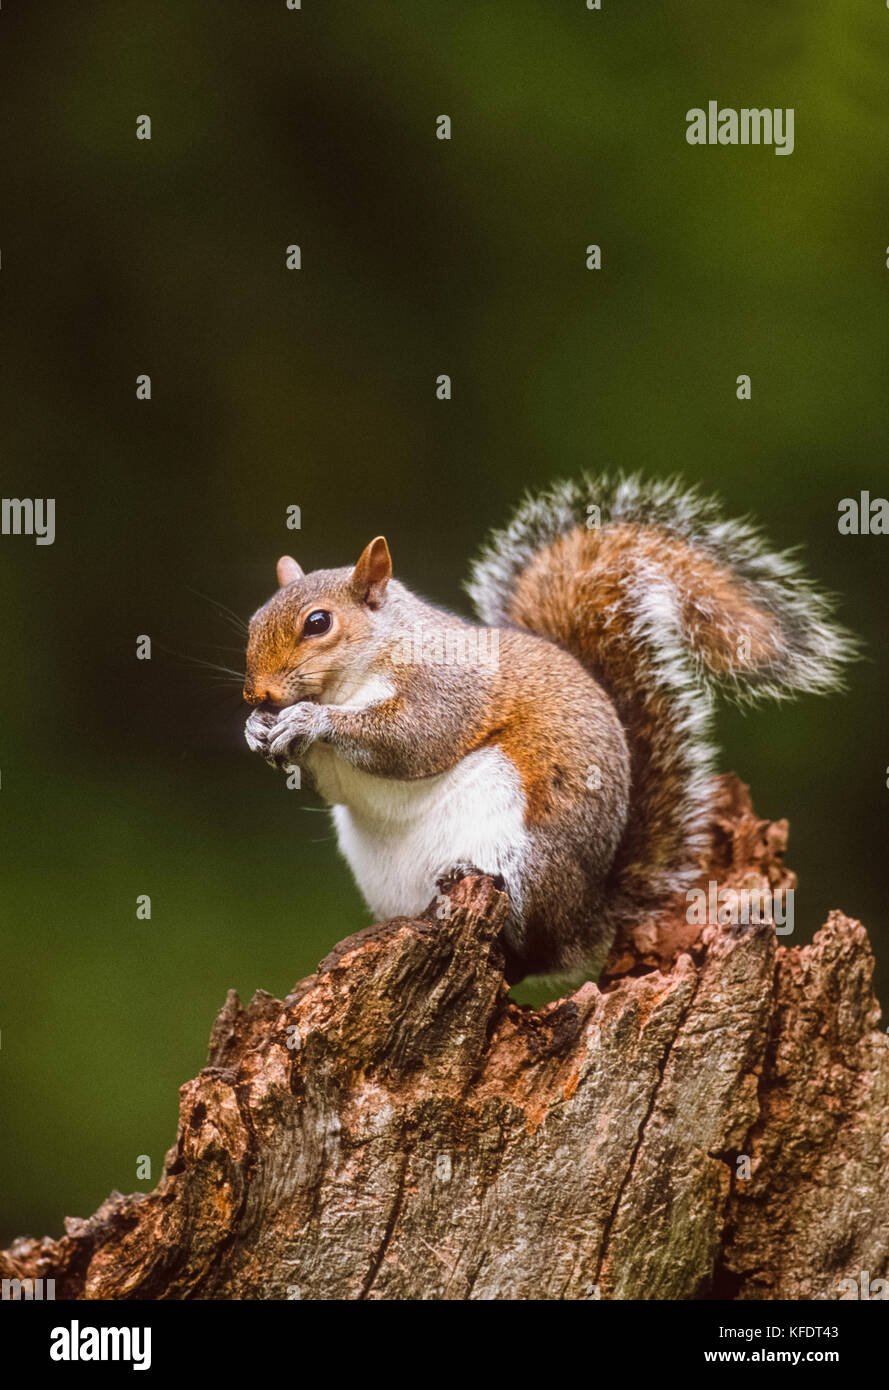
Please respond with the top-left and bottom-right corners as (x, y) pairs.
(2, 775), (887, 1301)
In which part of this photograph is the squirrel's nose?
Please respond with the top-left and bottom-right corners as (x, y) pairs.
(243, 678), (288, 708)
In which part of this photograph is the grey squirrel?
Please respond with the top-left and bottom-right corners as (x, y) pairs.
(243, 474), (854, 983)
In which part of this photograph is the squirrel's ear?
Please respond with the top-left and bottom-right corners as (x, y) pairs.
(351, 536), (392, 608)
(276, 556), (304, 587)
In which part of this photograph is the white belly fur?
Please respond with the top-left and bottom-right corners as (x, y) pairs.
(305, 742), (529, 919)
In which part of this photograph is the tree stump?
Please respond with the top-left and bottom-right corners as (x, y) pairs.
(2, 776), (887, 1300)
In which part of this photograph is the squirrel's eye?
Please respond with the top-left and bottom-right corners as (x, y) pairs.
(302, 609), (332, 637)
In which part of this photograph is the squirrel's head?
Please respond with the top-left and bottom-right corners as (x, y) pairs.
(243, 537), (393, 708)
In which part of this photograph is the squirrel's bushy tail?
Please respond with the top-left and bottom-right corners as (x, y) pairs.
(468, 474), (856, 927)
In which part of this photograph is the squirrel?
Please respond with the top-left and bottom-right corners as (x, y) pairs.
(243, 474), (855, 984)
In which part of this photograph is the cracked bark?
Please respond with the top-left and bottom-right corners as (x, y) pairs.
(2, 775), (887, 1301)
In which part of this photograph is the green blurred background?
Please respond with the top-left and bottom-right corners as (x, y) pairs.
(1, 0), (887, 1244)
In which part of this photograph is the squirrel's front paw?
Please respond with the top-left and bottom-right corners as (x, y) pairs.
(245, 707), (277, 762)
(267, 702), (327, 768)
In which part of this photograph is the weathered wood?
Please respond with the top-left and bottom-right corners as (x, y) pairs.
(2, 775), (887, 1300)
